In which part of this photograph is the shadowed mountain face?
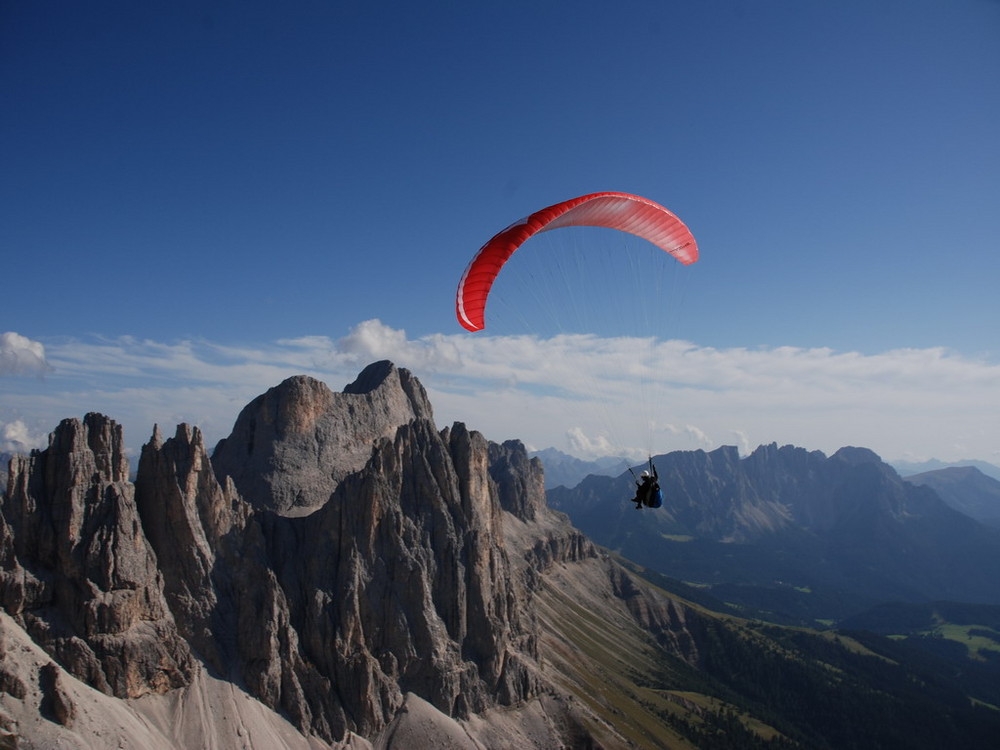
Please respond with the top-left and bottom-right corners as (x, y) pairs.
(904, 466), (1000, 528)
(549, 443), (1000, 624)
(2, 363), (1000, 748)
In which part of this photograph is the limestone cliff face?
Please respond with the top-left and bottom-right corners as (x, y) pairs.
(237, 417), (538, 738)
(133, 422), (248, 672)
(0, 414), (193, 699)
(488, 439), (546, 522)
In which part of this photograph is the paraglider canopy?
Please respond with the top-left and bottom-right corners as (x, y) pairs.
(456, 191), (698, 332)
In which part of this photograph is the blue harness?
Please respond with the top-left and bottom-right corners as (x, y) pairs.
(649, 487), (663, 508)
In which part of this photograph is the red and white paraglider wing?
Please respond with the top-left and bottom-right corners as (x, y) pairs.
(455, 191), (697, 332)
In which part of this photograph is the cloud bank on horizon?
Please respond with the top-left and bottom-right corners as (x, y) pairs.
(2, 322), (997, 466)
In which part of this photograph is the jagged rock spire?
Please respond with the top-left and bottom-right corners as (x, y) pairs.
(1, 414), (193, 699)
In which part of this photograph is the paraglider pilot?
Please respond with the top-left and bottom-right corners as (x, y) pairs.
(631, 460), (661, 509)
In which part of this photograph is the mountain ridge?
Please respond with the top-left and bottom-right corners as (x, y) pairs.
(2, 363), (999, 748)
(528, 447), (630, 490)
(550, 442), (1000, 624)
(903, 466), (1000, 528)
(892, 457), (1000, 482)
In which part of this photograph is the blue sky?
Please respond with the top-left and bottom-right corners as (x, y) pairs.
(2, 0), (999, 465)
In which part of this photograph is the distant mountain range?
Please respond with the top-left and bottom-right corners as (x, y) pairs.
(904, 466), (1000, 528)
(549, 444), (1000, 626)
(892, 457), (1000, 482)
(532, 447), (1000, 490)
(528, 447), (630, 488)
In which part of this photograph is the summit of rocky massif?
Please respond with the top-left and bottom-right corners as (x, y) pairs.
(211, 360), (435, 515)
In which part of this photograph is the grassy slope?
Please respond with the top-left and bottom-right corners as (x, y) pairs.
(533, 554), (1000, 750)
(533, 557), (792, 749)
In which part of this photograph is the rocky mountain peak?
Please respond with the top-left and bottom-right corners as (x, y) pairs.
(211, 363), (434, 515)
(344, 359), (427, 404)
(905, 465), (1000, 527)
(44, 412), (131, 484)
(832, 445), (885, 467)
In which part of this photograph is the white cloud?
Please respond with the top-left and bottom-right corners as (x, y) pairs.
(566, 427), (624, 460)
(1, 419), (47, 454)
(0, 332), (52, 376)
(4, 320), (999, 465)
(337, 319), (409, 360)
(683, 425), (713, 448)
(730, 430), (752, 456)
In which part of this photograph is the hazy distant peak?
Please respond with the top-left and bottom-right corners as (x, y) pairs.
(832, 446), (884, 466)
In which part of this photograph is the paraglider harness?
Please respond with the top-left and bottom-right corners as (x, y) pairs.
(629, 458), (662, 509)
